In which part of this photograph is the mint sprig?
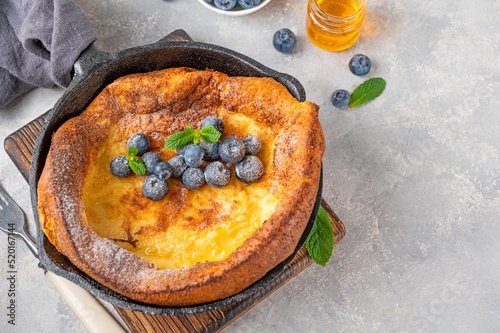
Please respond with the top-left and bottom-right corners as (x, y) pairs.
(164, 125), (221, 150)
(305, 206), (334, 266)
(199, 125), (222, 143)
(349, 77), (386, 108)
(127, 147), (146, 176)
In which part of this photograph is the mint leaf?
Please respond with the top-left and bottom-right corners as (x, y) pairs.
(129, 157), (146, 176)
(164, 127), (199, 150)
(305, 206), (334, 266)
(349, 78), (386, 108)
(200, 125), (221, 143)
(185, 126), (197, 135)
(127, 147), (138, 158)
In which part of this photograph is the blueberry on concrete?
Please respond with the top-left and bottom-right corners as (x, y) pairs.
(214, 0), (236, 10)
(204, 162), (231, 188)
(200, 116), (224, 133)
(142, 175), (169, 201)
(241, 135), (262, 155)
(184, 144), (205, 168)
(237, 0), (261, 9)
(200, 141), (220, 161)
(218, 136), (246, 164)
(349, 54), (371, 76)
(331, 89), (351, 108)
(127, 133), (150, 156)
(168, 155), (188, 178)
(142, 152), (162, 175)
(176, 143), (195, 156)
(235, 156), (264, 184)
(154, 161), (174, 181)
(110, 156), (131, 178)
(273, 28), (297, 54)
(182, 167), (205, 190)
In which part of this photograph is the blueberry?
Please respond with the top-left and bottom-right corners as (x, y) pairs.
(141, 152), (162, 175)
(241, 135), (262, 155)
(110, 156), (131, 178)
(142, 175), (169, 201)
(235, 156), (264, 184)
(237, 0), (261, 9)
(127, 133), (150, 156)
(219, 136), (246, 164)
(349, 54), (371, 76)
(176, 143), (194, 156)
(204, 162), (231, 189)
(203, 0), (212, 2)
(182, 167), (205, 190)
(331, 89), (351, 108)
(273, 28), (297, 54)
(200, 141), (220, 161)
(200, 116), (224, 133)
(168, 155), (188, 178)
(154, 161), (174, 181)
(184, 144), (205, 168)
(214, 0), (236, 10)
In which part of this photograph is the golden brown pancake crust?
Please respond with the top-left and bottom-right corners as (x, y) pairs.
(37, 67), (325, 306)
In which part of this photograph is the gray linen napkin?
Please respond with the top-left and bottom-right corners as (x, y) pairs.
(0, 0), (97, 108)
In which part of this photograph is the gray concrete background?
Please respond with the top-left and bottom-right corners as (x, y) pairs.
(1, 0), (499, 332)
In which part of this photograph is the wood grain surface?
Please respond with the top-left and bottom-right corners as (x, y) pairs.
(3, 30), (345, 333)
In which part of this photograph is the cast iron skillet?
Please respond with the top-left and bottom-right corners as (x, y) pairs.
(29, 30), (322, 315)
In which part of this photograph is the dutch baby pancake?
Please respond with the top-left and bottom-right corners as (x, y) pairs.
(37, 67), (325, 306)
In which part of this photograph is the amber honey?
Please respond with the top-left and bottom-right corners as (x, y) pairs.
(306, 0), (366, 52)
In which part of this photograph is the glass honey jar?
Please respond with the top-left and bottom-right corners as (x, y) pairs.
(306, 0), (366, 52)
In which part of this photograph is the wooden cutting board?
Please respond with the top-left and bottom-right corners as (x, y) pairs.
(3, 30), (345, 333)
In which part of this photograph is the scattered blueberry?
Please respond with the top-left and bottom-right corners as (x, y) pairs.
(168, 155), (188, 178)
(242, 135), (262, 155)
(154, 161), (174, 181)
(200, 116), (224, 133)
(110, 156), (131, 178)
(331, 89), (351, 108)
(200, 141), (220, 161)
(176, 143), (195, 156)
(184, 144), (205, 168)
(142, 175), (169, 201)
(182, 167), (205, 190)
(219, 136), (246, 164)
(237, 0), (261, 9)
(273, 28), (297, 54)
(349, 54), (371, 76)
(214, 0), (236, 10)
(127, 133), (150, 156)
(205, 162), (231, 188)
(142, 152), (162, 175)
(235, 156), (264, 184)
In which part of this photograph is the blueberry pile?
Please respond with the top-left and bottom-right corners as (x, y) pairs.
(109, 116), (265, 201)
(205, 0), (261, 11)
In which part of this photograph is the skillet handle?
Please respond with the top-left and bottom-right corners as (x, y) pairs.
(71, 29), (192, 85)
(72, 43), (114, 85)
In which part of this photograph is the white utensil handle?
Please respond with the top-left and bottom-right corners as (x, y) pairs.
(45, 271), (126, 333)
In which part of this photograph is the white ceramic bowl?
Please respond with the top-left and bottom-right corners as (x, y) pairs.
(197, 0), (271, 16)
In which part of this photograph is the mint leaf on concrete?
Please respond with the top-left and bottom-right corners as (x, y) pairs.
(349, 78), (386, 108)
(305, 206), (334, 266)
